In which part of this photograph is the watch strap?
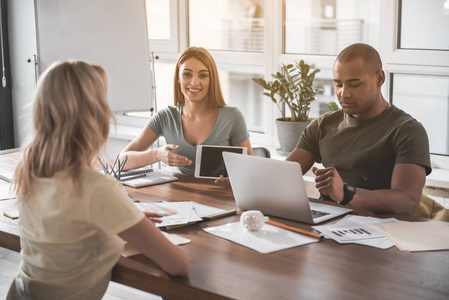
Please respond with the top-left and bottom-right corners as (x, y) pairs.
(339, 183), (356, 206)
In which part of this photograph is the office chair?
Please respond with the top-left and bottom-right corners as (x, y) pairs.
(414, 194), (449, 222)
(252, 147), (271, 158)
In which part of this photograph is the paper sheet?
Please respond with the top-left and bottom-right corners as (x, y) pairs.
(377, 221), (449, 252)
(135, 202), (203, 227)
(0, 182), (15, 200)
(317, 224), (384, 242)
(204, 222), (319, 254)
(312, 215), (405, 249)
(121, 232), (191, 257)
(189, 201), (227, 217)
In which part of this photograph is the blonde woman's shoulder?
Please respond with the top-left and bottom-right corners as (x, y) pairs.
(80, 167), (121, 188)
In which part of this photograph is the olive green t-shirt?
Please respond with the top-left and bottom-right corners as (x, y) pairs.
(297, 105), (431, 190)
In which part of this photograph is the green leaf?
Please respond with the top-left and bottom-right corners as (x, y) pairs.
(254, 59), (321, 120)
(328, 101), (340, 111)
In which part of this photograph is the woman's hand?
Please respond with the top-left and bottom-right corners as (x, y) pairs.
(156, 144), (192, 167)
(144, 211), (163, 224)
(214, 175), (230, 184)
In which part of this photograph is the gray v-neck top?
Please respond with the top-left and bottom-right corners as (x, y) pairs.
(147, 105), (250, 175)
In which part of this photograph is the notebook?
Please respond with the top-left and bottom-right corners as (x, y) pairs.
(222, 152), (352, 224)
(120, 171), (178, 188)
(119, 168), (154, 180)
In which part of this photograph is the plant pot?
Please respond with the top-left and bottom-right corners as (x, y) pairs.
(275, 118), (311, 154)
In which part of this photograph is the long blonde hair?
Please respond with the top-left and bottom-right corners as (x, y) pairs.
(173, 47), (226, 107)
(14, 60), (112, 200)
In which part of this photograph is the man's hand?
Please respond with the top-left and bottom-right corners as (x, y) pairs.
(312, 166), (345, 202)
(156, 144), (192, 167)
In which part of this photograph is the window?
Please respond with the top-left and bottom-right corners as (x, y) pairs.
(282, 0), (381, 121)
(383, 0), (449, 167)
(217, 64), (265, 132)
(146, 0), (171, 40)
(284, 0), (381, 55)
(189, 0), (264, 52)
(399, 0), (449, 50)
(146, 0), (179, 52)
(392, 73), (449, 156)
(145, 0), (449, 168)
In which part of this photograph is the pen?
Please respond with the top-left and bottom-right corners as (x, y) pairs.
(118, 159), (121, 180)
(202, 209), (237, 221)
(159, 221), (198, 231)
(112, 154), (119, 171)
(267, 220), (323, 239)
(97, 157), (109, 175)
(110, 167), (118, 179)
(120, 156), (128, 173)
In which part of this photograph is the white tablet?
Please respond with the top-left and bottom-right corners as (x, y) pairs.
(195, 145), (247, 179)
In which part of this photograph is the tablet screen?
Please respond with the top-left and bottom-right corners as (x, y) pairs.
(195, 145), (247, 179)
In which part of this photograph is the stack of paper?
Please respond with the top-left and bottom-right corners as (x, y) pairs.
(135, 202), (203, 228)
(122, 232), (191, 257)
(373, 221), (449, 252)
(135, 201), (233, 229)
(312, 215), (405, 249)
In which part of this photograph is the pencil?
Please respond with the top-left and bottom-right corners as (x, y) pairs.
(267, 219), (323, 239)
(118, 159), (121, 180)
(120, 156), (128, 173)
(110, 167), (118, 179)
(202, 209), (237, 221)
(112, 154), (119, 170)
(97, 157), (108, 175)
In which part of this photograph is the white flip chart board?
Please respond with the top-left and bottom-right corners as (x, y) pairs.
(34, 0), (152, 111)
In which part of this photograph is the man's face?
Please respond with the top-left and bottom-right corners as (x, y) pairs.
(333, 58), (383, 119)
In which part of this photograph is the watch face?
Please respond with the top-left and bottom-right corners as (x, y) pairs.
(346, 184), (356, 194)
(341, 183), (356, 206)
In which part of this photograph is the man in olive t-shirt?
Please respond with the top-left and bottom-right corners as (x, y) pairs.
(286, 43), (431, 215)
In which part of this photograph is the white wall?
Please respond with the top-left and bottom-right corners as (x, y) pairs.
(8, 0), (37, 147)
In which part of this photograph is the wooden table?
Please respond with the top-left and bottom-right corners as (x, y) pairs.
(1, 150), (448, 300)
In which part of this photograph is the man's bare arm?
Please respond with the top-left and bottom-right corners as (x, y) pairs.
(314, 163), (426, 215)
(286, 148), (316, 175)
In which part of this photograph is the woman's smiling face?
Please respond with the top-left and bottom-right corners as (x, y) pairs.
(178, 58), (210, 104)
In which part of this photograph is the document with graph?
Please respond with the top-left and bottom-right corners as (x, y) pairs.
(312, 215), (405, 249)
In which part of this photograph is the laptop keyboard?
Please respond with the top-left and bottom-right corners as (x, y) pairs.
(311, 209), (330, 219)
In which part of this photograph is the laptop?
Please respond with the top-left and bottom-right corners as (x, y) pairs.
(222, 152), (352, 224)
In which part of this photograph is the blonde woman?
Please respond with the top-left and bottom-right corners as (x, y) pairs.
(121, 47), (253, 181)
(8, 61), (189, 300)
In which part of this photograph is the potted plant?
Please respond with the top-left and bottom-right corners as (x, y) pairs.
(252, 60), (320, 154)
